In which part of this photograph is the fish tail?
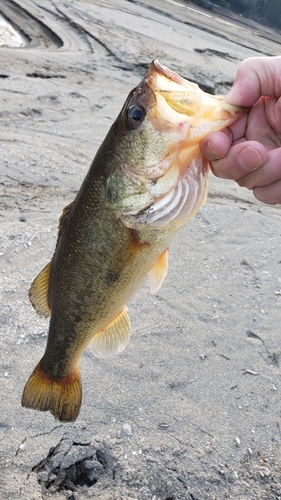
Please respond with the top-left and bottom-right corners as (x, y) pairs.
(21, 361), (82, 422)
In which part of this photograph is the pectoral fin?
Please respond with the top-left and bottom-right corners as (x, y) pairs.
(29, 260), (52, 317)
(104, 230), (147, 288)
(91, 307), (131, 358)
(149, 249), (169, 294)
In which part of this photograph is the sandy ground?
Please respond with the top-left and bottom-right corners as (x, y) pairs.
(1, 1), (281, 499)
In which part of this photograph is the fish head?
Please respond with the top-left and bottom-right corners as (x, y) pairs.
(107, 60), (247, 230)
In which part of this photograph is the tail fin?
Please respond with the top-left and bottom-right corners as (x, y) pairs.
(21, 362), (82, 422)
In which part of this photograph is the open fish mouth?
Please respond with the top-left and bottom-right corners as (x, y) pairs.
(148, 59), (242, 119)
(147, 59), (204, 118)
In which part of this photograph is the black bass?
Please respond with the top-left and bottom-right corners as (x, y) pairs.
(22, 60), (247, 422)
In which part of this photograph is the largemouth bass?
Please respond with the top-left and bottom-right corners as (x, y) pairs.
(22, 60), (246, 422)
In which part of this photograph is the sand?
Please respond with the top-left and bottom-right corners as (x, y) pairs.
(0, 0), (281, 498)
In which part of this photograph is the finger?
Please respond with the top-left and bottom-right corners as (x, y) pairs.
(209, 141), (267, 180)
(237, 148), (281, 189)
(227, 114), (248, 143)
(265, 95), (281, 138)
(225, 56), (281, 107)
(245, 97), (280, 146)
(200, 115), (249, 160)
(253, 180), (281, 205)
(200, 129), (232, 160)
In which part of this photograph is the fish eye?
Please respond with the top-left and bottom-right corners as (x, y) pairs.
(126, 105), (145, 128)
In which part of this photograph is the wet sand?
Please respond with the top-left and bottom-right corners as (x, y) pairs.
(1, 1), (281, 499)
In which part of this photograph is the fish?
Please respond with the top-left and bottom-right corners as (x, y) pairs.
(22, 60), (247, 422)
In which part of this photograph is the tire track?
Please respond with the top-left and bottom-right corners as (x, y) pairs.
(0, 0), (63, 48)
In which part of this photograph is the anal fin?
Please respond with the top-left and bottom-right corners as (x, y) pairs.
(91, 307), (131, 358)
(149, 248), (169, 294)
(29, 260), (52, 318)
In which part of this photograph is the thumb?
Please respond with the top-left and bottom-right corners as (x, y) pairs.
(225, 56), (281, 107)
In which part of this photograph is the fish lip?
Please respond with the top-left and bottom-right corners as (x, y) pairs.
(148, 59), (193, 90)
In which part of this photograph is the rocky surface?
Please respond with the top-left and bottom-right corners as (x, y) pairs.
(0, 1), (281, 498)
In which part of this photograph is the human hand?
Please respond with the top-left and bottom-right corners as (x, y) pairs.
(200, 56), (281, 204)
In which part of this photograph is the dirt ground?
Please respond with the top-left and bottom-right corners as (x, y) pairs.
(1, 1), (281, 499)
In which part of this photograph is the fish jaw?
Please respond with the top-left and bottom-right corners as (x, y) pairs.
(108, 60), (248, 231)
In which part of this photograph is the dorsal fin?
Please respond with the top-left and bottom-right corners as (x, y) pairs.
(29, 260), (52, 317)
(149, 248), (169, 294)
(28, 202), (73, 317)
(58, 202), (73, 237)
(91, 307), (131, 358)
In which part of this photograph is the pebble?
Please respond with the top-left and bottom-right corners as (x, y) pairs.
(37, 471), (49, 482)
(259, 466), (271, 477)
(158, 422), (169, 429)
(122, 423), (133, 437)
(234, 437), (240, 447)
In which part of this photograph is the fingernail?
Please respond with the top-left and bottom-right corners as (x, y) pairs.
(224, 86), (240, 105)
(238, 147), (263, 170)
(206, 140), (221, 159)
